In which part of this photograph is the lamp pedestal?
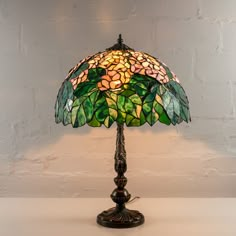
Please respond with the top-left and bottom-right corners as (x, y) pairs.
(97, 124), (144, 228)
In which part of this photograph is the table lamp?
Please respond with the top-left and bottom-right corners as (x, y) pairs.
(55, 35), (190, 228)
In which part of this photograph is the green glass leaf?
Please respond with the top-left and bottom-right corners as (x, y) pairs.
(95, 105), (109, 123)
(87, 69), (100, 82)
(76, 105), (86, 127)
(88, 115), (101, 127)
(104, 116), (114, 128)
(180, 105), (190, 122)
(157, 85), (165, 96)
(142, 102), (152, 115)
(100, 94), (118, 124)
(55, 100), (60, 123)
(68, 62), (89, 80)
(133, 104), (142, 118)
(64, 88), (100, 127)
(64, 98), (73, 112)
(97, 67), (106, 76)
(92, 93), (118, 127)
(117, 95), (125, 112)
(124, 97), (134, 113)
(130, 74), (150, 82)
(120, 89), (135, 97)
(142, 91), (160, 126)
(90, 90), (100, 104)
(143, 93), (155, 103)
(154, 101), (164, 114)
(95, 95), (106, 108)
(66, 112), (72, 125)
(73, 62), (89, 77)
(104, 116), (110, 128)
(139, 111), (146, 125)
(109, 108), (118, 120)
(125, 114), (135, 125)
(106, 97), (117, 109)
(74, 83), (97, 98)
(117, 111), (126, 123)
(71, 98), (87, 127)
(55, 98), (59, 113)
(129, 94), (142, 105)
(185, 106), (191, 121)
(129, 74), (158, 98)
(159, 111), (171, 125)
(150, 83), (158, 94)
(62, 111), (68, 125)
(136, 82), (148, 90)
(128, 118), (140, 126)
(63, 110), (71, 125)
(77, 96), (87, 106)
(162, 91), (171, 108)
(55, 80), (74, 123)
(173, 98), (180, 116)
(87, 67), (105, 82)
(78, 62), (89, 72)
(71, 101), (79, 127)
(161, 90), (183, 124)
(107, 92), (118, 102)
(83, 97), (93, 122)
(166, 101), (174, 120)
(166, 80), (189, 107)
(72, 98), (80, 107)
(133, 84), (148, 97)
(146, 112), (159, 126)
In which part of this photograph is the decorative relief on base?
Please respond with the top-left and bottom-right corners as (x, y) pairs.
(97, 207), (144, 228)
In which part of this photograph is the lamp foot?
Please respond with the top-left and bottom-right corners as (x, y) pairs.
(97, 207), (144, 228)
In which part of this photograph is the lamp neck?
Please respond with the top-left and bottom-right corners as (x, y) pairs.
(115, 123), (126, 167)
(111, 123), (130, 209)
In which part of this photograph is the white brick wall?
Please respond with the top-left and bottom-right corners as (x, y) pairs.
(0, 0), (236, 197)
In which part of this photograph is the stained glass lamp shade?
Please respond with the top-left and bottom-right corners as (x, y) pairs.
(55, 35), (190, 228)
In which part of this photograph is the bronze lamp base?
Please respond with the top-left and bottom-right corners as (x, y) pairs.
(97, 206), (144, 228)
(97, 124), (144, 228)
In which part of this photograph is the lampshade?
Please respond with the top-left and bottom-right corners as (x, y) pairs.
(55, 35), (190, 129)
(54, 35), (190, 229)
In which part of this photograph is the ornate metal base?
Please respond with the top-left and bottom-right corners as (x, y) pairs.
(97, 207), (144, 228)
(97, 124), (144, 228)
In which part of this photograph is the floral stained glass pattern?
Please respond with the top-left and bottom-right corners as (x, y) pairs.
(55, 49), (190, 128)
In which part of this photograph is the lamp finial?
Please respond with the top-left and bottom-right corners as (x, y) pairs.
(106, 34), (133, 51)
(118, 34), (123, 45)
